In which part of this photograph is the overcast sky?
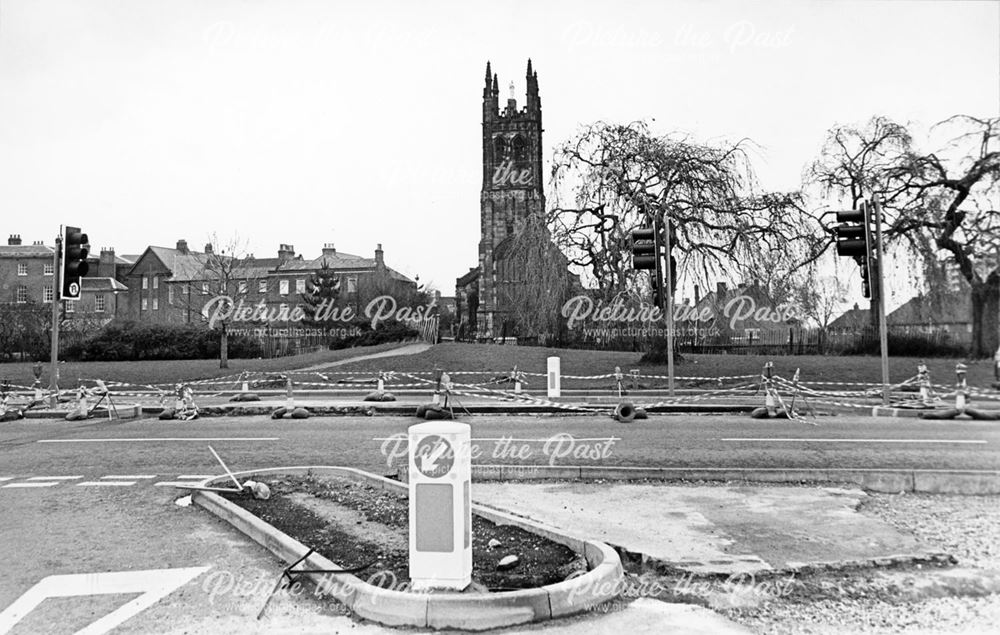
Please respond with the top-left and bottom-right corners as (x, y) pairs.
(1, 0), (997, 304)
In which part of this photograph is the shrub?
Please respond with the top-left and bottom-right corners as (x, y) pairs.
(63, 321), (261, 361)
(329, 318), (418, 350)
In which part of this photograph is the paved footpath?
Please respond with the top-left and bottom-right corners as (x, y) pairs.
(472, 482), (938, 575)
(294, 342), (432, 371)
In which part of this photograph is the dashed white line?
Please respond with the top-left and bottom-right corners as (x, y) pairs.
(2, 482), (59, 489)
(77, 481), (137, 487)
(27, 476), (84, 481)
(155, 481), (205, 488)
(0, 477), (14, 482)
(37, 438), (278, 443)
(176, 475), (214, 480)
(720, 438), (987, 444)
(101, 475), (157, 480)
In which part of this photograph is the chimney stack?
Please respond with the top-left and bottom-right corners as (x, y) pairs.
(278, 244), (295, 261)
(694, 284), (701, 305)
(7, 234), (21, 246)
(204, 243), (213, 255)
(176, 239), (189, 254)
(375, 243), (384, 268)
(322, 243), (337, 257)
(99, 248), (116, 278)
(716, 282), (727, 300)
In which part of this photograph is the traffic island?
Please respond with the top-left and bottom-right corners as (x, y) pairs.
(191, 466), (624, 630)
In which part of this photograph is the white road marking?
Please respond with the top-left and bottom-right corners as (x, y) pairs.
(0, 477), (13, 482)
(720, 438), (987, 444)
(27, 475), (84, 481)
(78, 481), (137, 487)
(2, 482), (60, 488)
(372, 437), (622, 442)
(154, 481), (209, 488)
(37, 437), (278, 443)
(176, 474), (214, 479)
(0, 566), (210, 635)
(101, 475), (157, 479)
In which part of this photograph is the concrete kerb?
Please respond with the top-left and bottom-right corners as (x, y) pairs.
(457, 465), (1000, 495)
(191, 465), (624, 631)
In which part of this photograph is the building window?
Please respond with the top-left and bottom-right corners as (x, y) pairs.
(168, 286), (174, 304)
(17, 263), (27, 276)
(347, 276), (357, 293)
(141, 298), (148, 310)
(152, 276), (159, 289)
(239, 280), (248, 294)
(43, 286), (54, 302)
(152, 297), (158, 310)
(494, 136), (507, 161)
(142, 276), (148, 289)
(44, 263), (53, 276)
(65, 299), (75, 313)
(295, 279), (305, 294)
(16, 285), (28, 303)
(279, 280), (289, 295)
(95, 294), (106, 312)
(512, 135), (527, 162)
(201, 282), (209, 295)
(258, 279), (267, 294)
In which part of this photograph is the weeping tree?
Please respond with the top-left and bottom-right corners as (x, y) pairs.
(808, 115), (1000, 357)
(550, 121), (824, 303)
(495, 212), (575, 342)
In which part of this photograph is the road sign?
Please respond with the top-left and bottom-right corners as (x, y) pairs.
(409, 420), (471, 591)
(414, 435), (454, 478)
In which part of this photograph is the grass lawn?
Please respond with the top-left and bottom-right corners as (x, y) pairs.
(0, 342), (412, 388)
(1, 341), (994, 390)
(333, 342), (1000, 389)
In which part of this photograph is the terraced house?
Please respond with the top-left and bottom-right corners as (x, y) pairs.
(124, 239), (417, 325)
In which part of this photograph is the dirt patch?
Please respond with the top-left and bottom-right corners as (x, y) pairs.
(223, 473), (585, 591)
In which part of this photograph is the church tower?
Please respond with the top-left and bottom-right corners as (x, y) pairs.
(477, 59), (545, 337)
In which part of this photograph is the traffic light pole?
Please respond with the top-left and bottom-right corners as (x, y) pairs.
(873, 198), (890, 405)
(661, 215), (675, 397)
(49, 231), (62, 408)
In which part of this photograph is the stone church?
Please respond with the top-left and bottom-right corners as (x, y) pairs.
(456, 59), (569, 341)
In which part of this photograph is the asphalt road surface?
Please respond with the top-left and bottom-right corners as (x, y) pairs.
(0, 412), (996, 633)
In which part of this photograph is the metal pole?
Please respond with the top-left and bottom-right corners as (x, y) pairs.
(662, 214), (675, 397)
(872, 199), (890, 405)
(49, 230), (62, 408)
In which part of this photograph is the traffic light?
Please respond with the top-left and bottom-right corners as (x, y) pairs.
(834, 205), (872, 258)
(834, 204), (874, 299)
(61, 226), (89, 300)
(631, 226), (658, 270)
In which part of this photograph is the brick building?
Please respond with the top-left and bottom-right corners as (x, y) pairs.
(0, 234), (129, 321)
(124, 239), (416, 324)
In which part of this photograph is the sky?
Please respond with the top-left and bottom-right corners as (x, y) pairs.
(1, 0), (998, 307)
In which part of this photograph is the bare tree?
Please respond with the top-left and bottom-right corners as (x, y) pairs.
(550, 121), (824, 301)
(808, 115), (1000, 356)
(176, 234), (265, 368)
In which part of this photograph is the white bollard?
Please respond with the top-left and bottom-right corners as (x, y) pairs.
(409, 420), (472, 591)
(547, 356), (561, 398)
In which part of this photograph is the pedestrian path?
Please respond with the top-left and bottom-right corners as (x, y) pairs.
(294, 342), (432, 372)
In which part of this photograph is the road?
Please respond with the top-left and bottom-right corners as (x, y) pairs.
(0, 412), (996, 633)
